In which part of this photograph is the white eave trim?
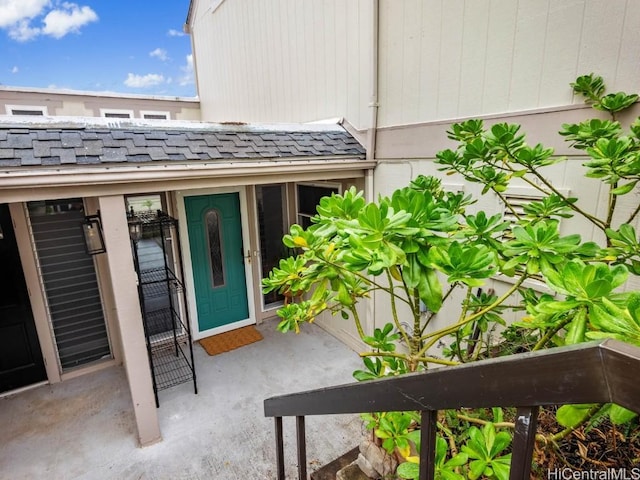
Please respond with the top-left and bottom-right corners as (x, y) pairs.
(0, 157), (375, 189)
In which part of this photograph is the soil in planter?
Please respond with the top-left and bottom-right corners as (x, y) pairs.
(532, 407), (640, 476)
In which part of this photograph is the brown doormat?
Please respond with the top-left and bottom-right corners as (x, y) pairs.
(198, 325), (263, 356)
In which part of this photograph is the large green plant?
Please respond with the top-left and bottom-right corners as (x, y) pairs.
(263, 74), (640, 475)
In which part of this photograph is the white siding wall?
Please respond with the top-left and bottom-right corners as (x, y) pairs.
(191, 0), (640, 128)
(190, 0), (373, 128)
(377, 0), (640, 127)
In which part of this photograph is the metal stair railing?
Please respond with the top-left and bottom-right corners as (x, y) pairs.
(264, 339), (640, 480)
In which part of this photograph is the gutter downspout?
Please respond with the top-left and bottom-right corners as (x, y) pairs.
(365, 0), (380, 334)
(366, 0), (380, 170)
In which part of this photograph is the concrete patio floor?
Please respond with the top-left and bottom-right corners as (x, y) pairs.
(0, 321), (365, 479)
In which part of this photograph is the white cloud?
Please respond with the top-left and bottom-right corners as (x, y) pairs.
(124, 73), (165, 88)
(0, 0), (48, 28)
(42, 3), (97, 39)
(167, 28), (185, 37)
(11, 66), (18, 74)
(178, 54), (194, 86)
(8, 19), (40, 41)
(149, 48), (169, 62)
(0, 1), (97, 41)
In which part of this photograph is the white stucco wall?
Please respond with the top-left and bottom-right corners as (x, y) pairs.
(0, 87), (201, 120)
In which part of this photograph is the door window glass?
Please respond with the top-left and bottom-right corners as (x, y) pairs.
(205, 209), (225, 287)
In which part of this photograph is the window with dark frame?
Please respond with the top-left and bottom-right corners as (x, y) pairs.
(10, 109), (44, 116)
(143, 113), (169, 120)
(256, 185), (288, 308)
(296, 183), (339, 229)
(104, 112), (131, 119)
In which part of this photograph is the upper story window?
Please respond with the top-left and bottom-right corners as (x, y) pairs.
(141, 111), (170, 120)
(100, 108), (133, 119)
(6, 105), (47, 116)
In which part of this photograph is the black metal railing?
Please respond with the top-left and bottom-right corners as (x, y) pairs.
(264, 339), (640, 480)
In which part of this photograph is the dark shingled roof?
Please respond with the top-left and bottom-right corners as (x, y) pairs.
(0, 123), (365, 168)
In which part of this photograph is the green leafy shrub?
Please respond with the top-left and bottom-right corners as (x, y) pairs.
(263, 74), (640, 475)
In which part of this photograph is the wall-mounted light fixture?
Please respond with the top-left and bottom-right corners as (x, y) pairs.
(82, 213), (106, 255)
(127, 206), (142, 243)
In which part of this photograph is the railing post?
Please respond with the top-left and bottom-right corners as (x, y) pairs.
(275, 416), (285, 480)
(419, 410), (437, 480)
(296, 416), (307, 480)
(509, 406), (539, 480)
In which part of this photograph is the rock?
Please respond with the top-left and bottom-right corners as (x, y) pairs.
(355, 453), (378, 479)
(336, 462), (371, 480)
(310, 447), (359, 480)
(359, 439), (398, 478)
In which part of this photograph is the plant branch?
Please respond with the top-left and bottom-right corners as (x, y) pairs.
(455, 413), (550, 444)
(500, 145), (606, 230)
(421, 283), (459, 334)
(545, 404), (602, 444)
(411, 287), (422, 352)
(529, 168), (607, 230)
(470, 335), (485, 362)
(606, 182), (618, 230)
(456, 414), (515, 431)
(532, 314), (575, 351)
(350, 305), (366, 339)
(386, 269), (412, 349)
(496, 190), (522, 221)
(359, 351), (459, 367)
(319, 256), (414, 308)
(506, 169), (553, 197)
(454, 286), (473, 362)
(625, 202), (640, 225)
(418, 276), (527, 356)
(436, 420), (459, 457)
(400, 269), (417, 316)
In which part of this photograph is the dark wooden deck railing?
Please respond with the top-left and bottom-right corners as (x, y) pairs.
(264, 339), (640, 480)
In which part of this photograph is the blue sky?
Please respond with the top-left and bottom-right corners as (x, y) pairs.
(0, 0), (196, 97)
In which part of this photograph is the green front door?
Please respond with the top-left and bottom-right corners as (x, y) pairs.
(185, 193), (249, 333)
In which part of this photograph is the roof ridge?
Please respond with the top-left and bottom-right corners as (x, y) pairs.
(0, 116), (348, 134)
